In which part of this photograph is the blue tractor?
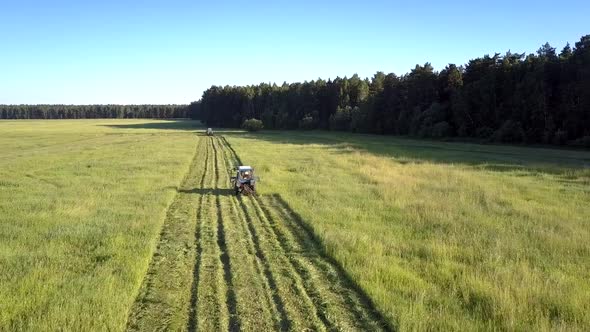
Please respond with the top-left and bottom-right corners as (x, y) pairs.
(230, 166), (257, 195)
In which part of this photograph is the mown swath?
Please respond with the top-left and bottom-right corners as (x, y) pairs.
(216, 136), (327, 331)
(218, 137), (324, 330)
(260, 194), (388, 330)
(211, 138), (240, 331)
(218, 135), (390, 331)
(126, 137), (207, 331)
(186, 138), (210, 331)
(127, 134), (390, 331)
(194, 137), (228, 331)
(220, 135), (336, 329)
(212, 137), (284, 330)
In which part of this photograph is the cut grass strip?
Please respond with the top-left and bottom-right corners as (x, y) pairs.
(186, 138), (210, 331)
(212, 137), (281, 331)
(127, 134), (389, 331)
(126, 137), (207, 331)
(217, 137), (325, 331)
(211, 138), (240, 331)
(260, 194), (388, 331)
(194, 137), (228, 331)
(218, 135), (388, 331)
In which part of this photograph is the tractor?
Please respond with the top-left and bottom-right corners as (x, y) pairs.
(230, 166), (256, 195)
(206, 128), (214, 136)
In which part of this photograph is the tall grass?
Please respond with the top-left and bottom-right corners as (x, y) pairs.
(2, 120), (589, 330)
(0, 120), (198, 330)
(226, 130), (590, 330)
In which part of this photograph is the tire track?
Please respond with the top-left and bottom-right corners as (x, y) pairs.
(128, 134), (389, 331)
(186, 138), (210, 331)
(213, 137), (287, 330)
(194, 137), (228, 331)
(221, 184), (279, 330)
(211, 137), (240, 331)
(259, 195), (388, 331)
(218, 135), (390, 331)
(126, 137), (207, 331)
(235, 196), (293, 330)
(217, 136), (327, 330)
(244, 195), (334, 330)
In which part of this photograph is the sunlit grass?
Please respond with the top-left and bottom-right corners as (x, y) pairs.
(0, 120), (199, 330)
(227, 130), (590, 330)
(2, 120), (589, 330)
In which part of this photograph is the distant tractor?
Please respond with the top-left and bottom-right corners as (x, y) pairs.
(206, 128), (214, 136)
(231, 166), (256, 195)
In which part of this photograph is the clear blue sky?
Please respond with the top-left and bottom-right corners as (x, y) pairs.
(0, 0), (587, 104)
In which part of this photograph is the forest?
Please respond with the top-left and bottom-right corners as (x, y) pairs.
(3, 35), (589, 147)
(198, 35), (590, 146)
(0, 104), (189, 119)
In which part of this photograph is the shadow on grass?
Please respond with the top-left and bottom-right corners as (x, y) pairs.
(101, 119), (203, 131)
(223, 130), (590, 178)
(178, 188), (235, 196)
(218, 135), (392, 329)
(105, 120), (590, 177)
(264, 193), (394, 331)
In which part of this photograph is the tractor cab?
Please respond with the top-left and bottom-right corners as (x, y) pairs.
(238, 166), (252, 180)
(231, 166), (256, 195)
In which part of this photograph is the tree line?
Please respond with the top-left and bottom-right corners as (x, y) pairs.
(0, 104), (189, 119)
(198, 35), (590, 147)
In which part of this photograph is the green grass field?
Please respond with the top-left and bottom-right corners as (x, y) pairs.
(1, 120), (589, 331)
(0, 120), (200, 330)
